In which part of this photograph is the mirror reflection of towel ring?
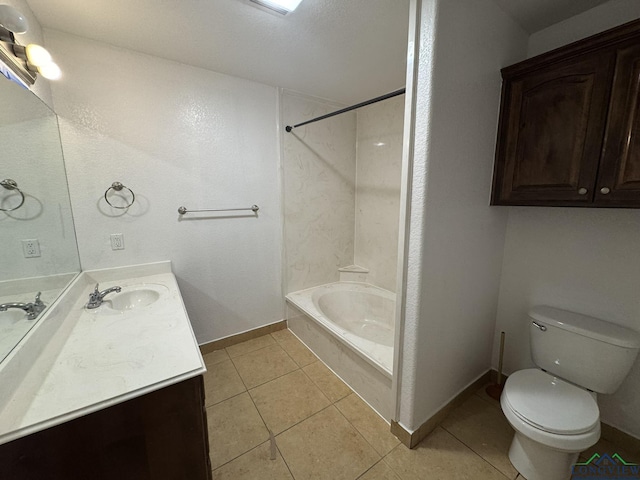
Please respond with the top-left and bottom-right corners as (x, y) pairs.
(0, 179), (25, 211)
(104, 182), (135, 209)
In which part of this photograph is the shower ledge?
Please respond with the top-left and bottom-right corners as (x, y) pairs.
(0, 261), (205, 446)
(338, 265), (369, 273)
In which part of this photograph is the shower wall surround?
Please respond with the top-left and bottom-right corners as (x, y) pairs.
(282, 91), (403, 294)
(282, 91), (357, 293)
(354, 97), (404, 292)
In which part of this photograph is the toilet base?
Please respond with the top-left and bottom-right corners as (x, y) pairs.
(509, 432), (579, 480)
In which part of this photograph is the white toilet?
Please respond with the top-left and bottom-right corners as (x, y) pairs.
(500, 306), (640, 480)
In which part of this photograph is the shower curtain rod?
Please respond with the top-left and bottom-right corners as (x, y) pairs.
(285, 88), (405, 133)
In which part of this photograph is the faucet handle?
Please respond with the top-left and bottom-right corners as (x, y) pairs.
(34, 291), (43, 304)
(94, 283), (100, 293)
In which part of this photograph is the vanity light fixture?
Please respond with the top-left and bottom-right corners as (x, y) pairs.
(249, 0), (303, 15)
(0, 5), (61, 86)
(13, 44), (61, 80)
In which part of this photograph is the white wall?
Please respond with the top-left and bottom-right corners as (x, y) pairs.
(281, 90), (357, 293)
(355, 96), (404, 292)
(397, 0), (528, 431)
(44, 30), (284, 343)
(494, 1), (640, 439)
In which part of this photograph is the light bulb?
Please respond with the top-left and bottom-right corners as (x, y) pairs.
(0, 5), (28, 33)
(38, 62), (61, 80)
(25, 44), (52, 67)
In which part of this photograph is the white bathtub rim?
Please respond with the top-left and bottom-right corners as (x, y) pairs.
(287, 299), (392, 379)
(287, 281), (395, 299)
(286, 282), (395, 378)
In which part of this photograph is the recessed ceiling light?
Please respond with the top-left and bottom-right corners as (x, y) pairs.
(249, 0), (303, 15)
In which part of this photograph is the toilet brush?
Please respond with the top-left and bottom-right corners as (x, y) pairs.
(486, 331), (505, 401)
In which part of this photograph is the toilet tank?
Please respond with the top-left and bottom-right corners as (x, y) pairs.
(529, 306), (640, 394)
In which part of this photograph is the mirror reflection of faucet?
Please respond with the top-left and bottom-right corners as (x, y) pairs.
(0, 292), (46, 320)
(86, 284), (122, 309)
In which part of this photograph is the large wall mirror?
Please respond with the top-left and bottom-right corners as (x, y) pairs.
(0, 76), (80, 363)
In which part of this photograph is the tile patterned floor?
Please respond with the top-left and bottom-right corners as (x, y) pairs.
(203, 330), (639, 480)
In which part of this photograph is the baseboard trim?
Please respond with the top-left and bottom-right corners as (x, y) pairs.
(199, 320), (287, 354)
(391, 370), (492, 449)
(390, 368), (640, 450)
(600, 422), (640, 454)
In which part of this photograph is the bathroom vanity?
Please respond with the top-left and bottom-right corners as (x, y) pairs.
(0, 262), (210, 479)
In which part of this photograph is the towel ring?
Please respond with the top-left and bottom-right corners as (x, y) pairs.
(104, 182), (135, 209)
(0, 179), (25, 211)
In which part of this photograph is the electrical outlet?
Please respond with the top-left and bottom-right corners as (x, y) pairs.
(22, 239), (41, 258)
(110, 233), (125, 250)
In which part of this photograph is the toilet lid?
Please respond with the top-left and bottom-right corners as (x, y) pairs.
(504, 369), (599, 435)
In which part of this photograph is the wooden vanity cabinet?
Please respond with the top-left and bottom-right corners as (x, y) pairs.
(491, 19), (640, 207)
(0, 376), (212, 480)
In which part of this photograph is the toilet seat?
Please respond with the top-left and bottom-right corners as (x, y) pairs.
(503, 369), (599, 435)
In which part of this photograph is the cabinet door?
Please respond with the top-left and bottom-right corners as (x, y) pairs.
(0, 376), (212, 480)
(492, 52), (614, 205)
(596, 42), (640, 207)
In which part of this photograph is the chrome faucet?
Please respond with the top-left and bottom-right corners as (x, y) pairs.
(86, 283), (122, 309)
(0, 292), (46, 320)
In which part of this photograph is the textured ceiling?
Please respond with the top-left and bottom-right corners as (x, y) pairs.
(24, 0), (615, 105)
(492, 0), (613, 33)
(25, 0), (411, 105)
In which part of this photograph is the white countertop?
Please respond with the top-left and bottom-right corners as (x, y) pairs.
(0, 262), (206, 445)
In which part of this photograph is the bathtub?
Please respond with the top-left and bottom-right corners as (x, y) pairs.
(286, 282), (395, 419)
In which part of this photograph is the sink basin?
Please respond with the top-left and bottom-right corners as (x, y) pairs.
(91, 284), (169, 315)
(0, 309), (28, 324)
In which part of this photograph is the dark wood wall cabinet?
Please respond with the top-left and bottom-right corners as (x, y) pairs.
(491, 19), (640, 207)
(0, 376), (212, 480)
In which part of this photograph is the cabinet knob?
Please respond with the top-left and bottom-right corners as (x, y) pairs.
(600, 187), (611, 195)
(578, 188), (588, 195)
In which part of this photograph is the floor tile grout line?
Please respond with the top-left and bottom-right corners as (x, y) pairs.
(439, 423), (514, 479)
(275, 442), (297, 479)
(224, 333), (332, 439)
(332, 395), (391, 459)
(244, 363), (305, 392)
(224, 337), (278, 360)
(273, 403), (336, 439)
(299, 355), (355, 404)
(380, 444), (406, 479)
(227, 353), (251, 391)
(298, 360), (340, 405)
(207, 385), (273, 472)
(210, 437), (277, 475)
(205, 388), (248, 408)
(243, 368), (297, 440)
(203, 354), (273, 472)
(226, 340), (279, 360)
(355, 458), (391, 480)
(241, 365), (338, 463)
(209, 332), (394, 477)
(270, 332), (320, 369)
(229, 342), (302, 390)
